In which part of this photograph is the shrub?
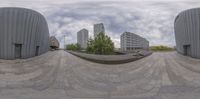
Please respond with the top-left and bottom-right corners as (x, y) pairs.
(86, 32), (114, 54)
(150, 45), (175, 51)
(66, 43), (81, 51)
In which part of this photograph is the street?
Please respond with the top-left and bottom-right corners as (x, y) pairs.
(0, 50), (200, 99)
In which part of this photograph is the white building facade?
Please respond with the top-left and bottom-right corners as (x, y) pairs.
(94, 23), (105, 38)
(77, 29), (89, 49)
(120, 32), (149, 51)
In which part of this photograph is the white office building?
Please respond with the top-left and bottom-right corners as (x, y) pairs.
(120, 32), (149, 51)
(77, 29), (89, 49)
(94, 23), (105, 37)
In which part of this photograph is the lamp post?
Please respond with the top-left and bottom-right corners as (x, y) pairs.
(64, 35), (66, 49)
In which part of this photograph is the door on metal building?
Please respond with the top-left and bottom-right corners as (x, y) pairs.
(15, 44), (22, 58)
(183, 45), (191, 56)
(35, 46), (40, 56)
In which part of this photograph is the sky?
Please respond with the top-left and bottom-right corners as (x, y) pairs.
(0, 0), (200, 48)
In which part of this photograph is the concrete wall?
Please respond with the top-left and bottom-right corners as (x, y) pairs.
(174, 8), (200, 58)
(0, 7), (49, 59)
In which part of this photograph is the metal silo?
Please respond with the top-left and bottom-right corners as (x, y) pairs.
(0, 7), (49, 59)
(174, 8), (200, 58)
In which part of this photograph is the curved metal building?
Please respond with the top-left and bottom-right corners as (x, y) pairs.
(174, 8), (200, 58)
(0, 7), (49, 59)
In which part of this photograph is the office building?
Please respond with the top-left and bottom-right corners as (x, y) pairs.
(77, 29), (89, 49)
(120, 32), (149, 51)
(94, 23), (105, 37)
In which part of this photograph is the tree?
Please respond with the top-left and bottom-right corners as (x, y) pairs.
(66, 43), (81, 51)
(86, 32), (114, 54)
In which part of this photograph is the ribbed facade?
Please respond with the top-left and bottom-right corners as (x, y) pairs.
(120, 32), (149, 51)
(174, 8), (200, 58)
(0, 7), (49, 59)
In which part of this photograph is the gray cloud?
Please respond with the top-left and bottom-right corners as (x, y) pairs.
(0, 0), (200, 48)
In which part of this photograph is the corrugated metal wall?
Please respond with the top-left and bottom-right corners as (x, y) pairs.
(174, 8), (200, 58)
(0, 7), (49, 59)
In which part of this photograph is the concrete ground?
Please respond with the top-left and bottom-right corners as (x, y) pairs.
(68, 50), (152, 64)
(0, 50), (200, 99)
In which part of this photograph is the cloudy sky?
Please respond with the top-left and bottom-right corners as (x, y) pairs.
(0, 0), (199, 48)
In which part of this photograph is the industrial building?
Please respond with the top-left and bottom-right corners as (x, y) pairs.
(0, 7), (50, 59)
(94, 23), (105, 38)
(50, 36), (60, 49)
(77, 29), (89, 49)
(174, 8), (200, 58)
(120, 32), (149, 51)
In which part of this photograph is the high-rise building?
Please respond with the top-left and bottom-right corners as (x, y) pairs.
(174, 8), (200, 58)
(120, 32), (149, 51)
(94, 23), (105, 37)
(77, 29), (89, 49)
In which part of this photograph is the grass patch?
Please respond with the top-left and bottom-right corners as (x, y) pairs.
(150, 45), (175, 51)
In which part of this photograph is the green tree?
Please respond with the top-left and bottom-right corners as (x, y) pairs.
(66, 43), (81, 51)
(86, 32), (114, 54)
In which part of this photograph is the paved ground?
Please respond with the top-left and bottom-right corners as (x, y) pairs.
(68, 50), (151, 64)
(0, 50), (200, 99)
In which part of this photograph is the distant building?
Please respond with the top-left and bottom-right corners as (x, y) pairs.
(50, 36), (59, 49)
(77, 29), (89, 49)
(120, 32), (149, 51)
(174, 8), (200, 58)
(94, 23), (105, 37)
(0, 7), (49, 59)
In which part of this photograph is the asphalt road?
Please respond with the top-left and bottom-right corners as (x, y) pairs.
(0, 50), (200, 99)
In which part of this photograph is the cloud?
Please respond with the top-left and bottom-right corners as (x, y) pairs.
(0, 0), (200, 48)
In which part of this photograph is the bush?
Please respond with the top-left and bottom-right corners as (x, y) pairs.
(66, 43), (81, 51)
(150, 45), (174, 51)
(86, 32), (114, 55)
